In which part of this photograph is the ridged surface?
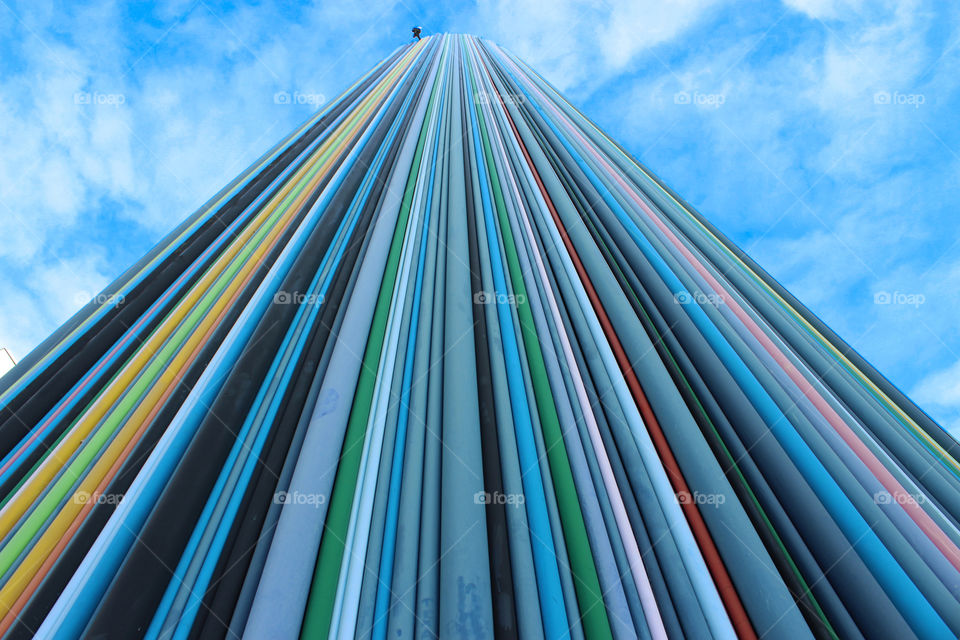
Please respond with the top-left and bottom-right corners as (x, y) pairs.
(0, 34), (958, 639)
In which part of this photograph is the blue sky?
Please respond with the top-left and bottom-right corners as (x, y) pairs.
(1, 0), (959, 434)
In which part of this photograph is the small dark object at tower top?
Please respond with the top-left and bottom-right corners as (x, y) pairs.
(412, 27), (422, 41)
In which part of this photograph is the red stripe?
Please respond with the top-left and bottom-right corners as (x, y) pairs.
(494, 79), (758, 639)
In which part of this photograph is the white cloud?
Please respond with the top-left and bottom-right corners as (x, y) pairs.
(474, 0), (722, 95)
(596, 0), (720, 69)
(0, 251), (113, 362)
(0, 0), (417, 358)
(912, 359), (960, 437)
(782, 0), (866, 20)
(915, 368), (960, 410)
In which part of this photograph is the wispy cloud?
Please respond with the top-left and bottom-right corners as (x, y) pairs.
(913, 359), (960, 436)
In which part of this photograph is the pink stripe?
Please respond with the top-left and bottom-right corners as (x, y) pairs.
(542, 93), (960, 572)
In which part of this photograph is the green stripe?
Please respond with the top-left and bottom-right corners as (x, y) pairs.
(299, 49), (443, 639)
(468, 56), (614, 640)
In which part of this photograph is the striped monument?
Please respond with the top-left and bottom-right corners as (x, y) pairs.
(0, 34), (958, 639)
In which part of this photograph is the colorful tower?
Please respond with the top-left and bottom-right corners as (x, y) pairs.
(0, 34), (958, 639)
